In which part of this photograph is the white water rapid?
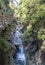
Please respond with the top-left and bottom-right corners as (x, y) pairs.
(11, 21), (26, 65)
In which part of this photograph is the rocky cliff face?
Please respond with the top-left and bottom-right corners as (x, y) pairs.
(25, 40), (45, 65)
(0, 0), (16, 65)
(0, 15), (15, 33)
(4, 44), (16, 65)
(0, 15), (16, 65)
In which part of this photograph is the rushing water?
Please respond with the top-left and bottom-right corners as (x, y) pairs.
(11, 21), (26, 65)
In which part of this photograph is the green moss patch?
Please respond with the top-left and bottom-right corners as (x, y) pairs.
(0, 37), (11, 52)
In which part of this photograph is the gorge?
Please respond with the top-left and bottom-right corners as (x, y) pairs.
(0, 0), (45, 65)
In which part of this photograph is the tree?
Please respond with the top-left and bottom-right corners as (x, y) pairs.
(17, 0), (45, 48)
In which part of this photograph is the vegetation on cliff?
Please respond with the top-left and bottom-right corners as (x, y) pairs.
(16, 0), (45, 65)
(0, 0), (14, 16)
(0, 0), (15, 49)
(0, 0), (45, 65)
(17, 0), (45, 50)
(0, 0), (16, 65)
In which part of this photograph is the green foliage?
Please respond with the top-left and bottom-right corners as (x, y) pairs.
(17, 0), (45, 44)
(0, 0), (14, 15)
(0, 21), (15, 52)
(38, 29), (45, 40)
(0, 0), (16, 52)
(0, 37), (11, 52)
(41, 41), (45, 51)
(1, 21), (15, 40)
(23, 25), (33, 43)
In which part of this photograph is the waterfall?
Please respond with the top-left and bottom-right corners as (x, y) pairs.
(11, 21), (26, 65)
(10, 0), (26, 65)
